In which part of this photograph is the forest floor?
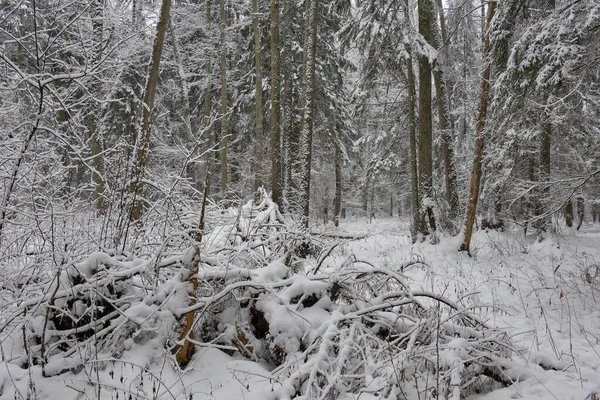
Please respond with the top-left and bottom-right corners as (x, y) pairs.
(1, 217), (599, 399)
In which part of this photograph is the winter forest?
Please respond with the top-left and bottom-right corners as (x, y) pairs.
(1, 0), (600, 397)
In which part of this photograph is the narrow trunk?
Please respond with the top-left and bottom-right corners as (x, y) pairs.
(536, 0), (554, 234)
(334, 129), (342, 227)
(565, 200), (573, 227)
(459, 0), (497, 254)
(219, 0), (229, 195)
(172, 172), (209, 365)
(431, 3), (459, 223)
(298, 0), (319, 225)
(407, 57), (420, 242)
(281, 0), (294, 211)
(252, 0), (264, 192)
(270, 0), (282, 205)
(132, 0), (142, 27)
(90, 0), (105, 213)
(130, 0), (171, 222)
(538, 122), (551, 232)
(576, 197), (584, 230)
(417, 0), (436, 237)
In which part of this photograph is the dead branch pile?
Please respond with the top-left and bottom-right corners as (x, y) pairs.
(1, 192), (523, 398)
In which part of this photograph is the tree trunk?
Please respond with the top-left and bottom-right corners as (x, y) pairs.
(538, 121), (551, 232)
(172, 173), (209, 365)
(281, 0), (294, 212)
(334, 131), (342, 227)
(298, 0), (319, 226)
(89, 0), (105, 214)
(576, 197), (584, 230)
(252, 0), (264, 193)
(565, 200), (573, 227)
(431, 3), (459, 224)
(459, 0), (497, 254)
(203, 0), (214, 192)
(130, 0), (171, 223)
(418, 0), (436, 238)
(219, 0), (229, 195)
(270, 0), (282, 205)
(407, 57), (419, 242)
(536, 0), (555, 235)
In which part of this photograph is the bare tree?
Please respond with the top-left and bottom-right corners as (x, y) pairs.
(130, 0), (172, 222)
(460, 0), (497, 254)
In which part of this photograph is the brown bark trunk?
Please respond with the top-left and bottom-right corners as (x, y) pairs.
(130, 0), (171, 223)
(459, 0), (497, 254)
(172, 173), (209, 365)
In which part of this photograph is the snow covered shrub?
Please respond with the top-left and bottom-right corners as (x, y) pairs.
(1, 191), (520, 399)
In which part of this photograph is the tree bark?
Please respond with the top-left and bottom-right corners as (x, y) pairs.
(130, 0), (171, 223)
(538, 121), (551, 232)
(334, 130), (342, 227)
(219, 0), (229, 195)
(252, 0), (264, 193)
(418, 0), (436, 238)
(407, 57), (420, 242)
(270, 0), (282, 205)
(431, 2), (459, 224)
(565, 200), (573, 227)
(172, 173), (209, 365)
(203, 0), (214, 192)
(89, 0), (105, 214)
(298, 0), (319, 226)
(459, 0), (497, 254)
(281, 0), (294, 212)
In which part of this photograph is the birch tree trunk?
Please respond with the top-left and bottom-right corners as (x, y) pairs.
(270, 0), (282, 205)
(459, 0), (497, 254)
(298, 0), (319, 225)
(130, 0), (171, 223)
(252, 0), (264, 193)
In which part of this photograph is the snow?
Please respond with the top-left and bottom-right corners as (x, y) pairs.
(1, 218), (600, 399)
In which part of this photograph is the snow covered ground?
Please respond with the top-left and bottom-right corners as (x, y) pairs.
(1, 217), (599, 399)
(330, 218), (600, 400)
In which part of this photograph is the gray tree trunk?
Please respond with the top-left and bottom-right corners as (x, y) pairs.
(252, 0), (264, 193)
(219, 0), (229, 195)
(270, 0), (282, 205)
(298, 0), (319, 226)
(407, 57), (420, 242)
(418, 0), (436, 238)
(90, 0), (105, 213)
(334, 128), (342, 227)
